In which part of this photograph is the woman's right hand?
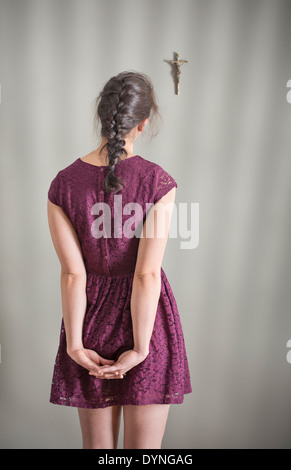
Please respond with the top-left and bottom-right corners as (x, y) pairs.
(67, 348), (124, 379)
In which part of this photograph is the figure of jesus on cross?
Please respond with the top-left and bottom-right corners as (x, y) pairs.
(166, 52), (188, 95)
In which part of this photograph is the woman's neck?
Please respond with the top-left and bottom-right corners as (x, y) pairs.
(96, 137), (135, 162)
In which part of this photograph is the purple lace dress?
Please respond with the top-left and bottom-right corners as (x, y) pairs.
(48, 155), (192, 408)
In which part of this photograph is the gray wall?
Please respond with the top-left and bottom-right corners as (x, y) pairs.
(1, 0), (291, 449)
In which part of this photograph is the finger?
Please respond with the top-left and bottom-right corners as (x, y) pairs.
(90, 370), (120, 377)
(103, 373), (124, 379)
(82, 360), (103, 374)
(89, 371), (123, 379)
(76, 351), (103, 374)
(85, 349), (101, 361)
(89, 370), (104, 377)
(88, 370), (119, 378)
(99, 357), (115, 366)
(98, 364), (119, 373)
(85, 349), (106, 366)
(86, 350), (115, 367)
(105, 371), (122, 377)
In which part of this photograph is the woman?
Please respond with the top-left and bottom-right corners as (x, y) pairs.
(47, 71), (192, 449)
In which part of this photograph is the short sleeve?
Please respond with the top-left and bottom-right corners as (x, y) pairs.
(153, 166), (178, 205)
(48, 173), (61, 206)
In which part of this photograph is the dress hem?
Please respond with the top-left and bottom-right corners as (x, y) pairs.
(49, 389), (192, 409)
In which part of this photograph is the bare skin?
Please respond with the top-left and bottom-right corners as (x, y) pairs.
(78, 406), (122, 449)
(78, 404), (170, 449)
(81, 121), (147, 167)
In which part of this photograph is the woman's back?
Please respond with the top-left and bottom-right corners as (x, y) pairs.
(48, 154), (178, 276)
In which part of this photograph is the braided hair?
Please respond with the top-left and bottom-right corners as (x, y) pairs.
(95, 71), (160, 193)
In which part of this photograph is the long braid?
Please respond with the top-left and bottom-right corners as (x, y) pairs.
(95, 71), (160, 193)
(106, 78), (127, 172)
(98, 78), (127, 193)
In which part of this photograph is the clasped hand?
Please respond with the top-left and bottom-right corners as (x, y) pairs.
(68, 348), (148, 379)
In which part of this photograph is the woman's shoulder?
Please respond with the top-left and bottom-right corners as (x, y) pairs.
(137, 155), (176, 180)
(137, 156), (177, 204)
(136, 155), (171, 177)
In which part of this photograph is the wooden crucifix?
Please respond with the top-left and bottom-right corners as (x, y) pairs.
(165, 52), (189, 95)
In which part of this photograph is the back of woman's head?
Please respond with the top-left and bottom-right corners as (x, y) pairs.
(94, 71), (160, 193)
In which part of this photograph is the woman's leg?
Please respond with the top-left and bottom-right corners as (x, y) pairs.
(78, 405), (122, 449)
(123, 404), (170, 449)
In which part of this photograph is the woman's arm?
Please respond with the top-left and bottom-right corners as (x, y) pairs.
(47, 199), (87, 352)
(47, 200), (118, 376)
(130, 272), (161, 358)
(94, 187), (176, 377)
(60, 272), (86, 354)
(130, 187), (177, 356)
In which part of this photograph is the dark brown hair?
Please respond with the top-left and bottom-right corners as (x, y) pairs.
(94, 71), (160, 193)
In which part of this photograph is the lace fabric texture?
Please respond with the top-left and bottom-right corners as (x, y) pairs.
(48, 155), (192, 408)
